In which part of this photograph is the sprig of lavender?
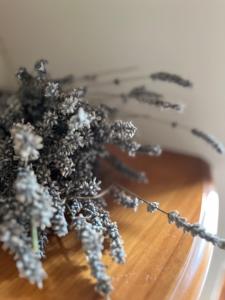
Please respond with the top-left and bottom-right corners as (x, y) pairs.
(105, 153), (148, 182)
(106, 220), (126, 264)
(121, 113), (225, 155)
(86, 71), (192, 88)
(167, 211), (225, 248)
(76, 184), (225, 251)
(49, 183), (68, 237)
(0, 219), (46, 288)
(73, 216), (113, 297)
(128, 86), (184, 112)
(150, 72), (192, 87)
(109, 185), (225, 250)
(110, 186), (141, 211)
(15, 167), (54, 230)
(191, 128), (225, 154)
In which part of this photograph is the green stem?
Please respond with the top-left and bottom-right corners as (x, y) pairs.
(31, 221), (39, 253)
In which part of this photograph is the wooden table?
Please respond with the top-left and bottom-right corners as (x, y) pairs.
(0, 150), (219, 300)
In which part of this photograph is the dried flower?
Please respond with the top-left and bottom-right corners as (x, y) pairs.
(74, 216), (112, 297)
(16, 67), (32, 83)
(15, 167), (54, 229)
(110, 120), (137, 142)
(0, 219), (46, 288)
(50, 183), (68, 237)
(45, 82), (60, 98)
(34, 59), (48, 77)
(106, 154), (147, 182)
(150, 72), (192, 87)
(110, 186), (140, 211)
(167, 210), (225, 249)
(147, 202), (159, 213)
(191, 128), (225, 154)
(128, 86), (184, 112)
(11, 123), (43, 162)
(137, 144), (162, 156)
(69, 107), (93, 131)
(60, 92), (79, 115)
(106, 221), (126, 264)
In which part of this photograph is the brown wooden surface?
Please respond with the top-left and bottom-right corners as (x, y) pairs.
(0, 150), (217, 300)
(219, 275), (225, 300)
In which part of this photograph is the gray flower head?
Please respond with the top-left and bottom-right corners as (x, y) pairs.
(147, 202), (159, 213)
(111, 186), (140, 211)
(110, 120), (137, 142)
(45, 82), (60, 98)
(69, 107), (93, 131)
(42, 111), (58, 129)
(34, 59), (48, 75)
(74, 216), (112, 296)
(60, 91), (79, 115)
(11, 123), (43, 162)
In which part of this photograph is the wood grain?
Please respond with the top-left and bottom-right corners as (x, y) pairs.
(0, 150), (218, 300)
(218, 275), (225, 300)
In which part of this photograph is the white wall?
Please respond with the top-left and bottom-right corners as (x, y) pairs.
(0, 1), (225, 298)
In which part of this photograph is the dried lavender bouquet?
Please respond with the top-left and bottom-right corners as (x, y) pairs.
(0, 60), (225, 299)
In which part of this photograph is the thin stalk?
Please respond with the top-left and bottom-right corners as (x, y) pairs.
(72, 184), (225, 250)
(76, 183), (168, 215)
(120, 112), (193, 132)
(76, 66), (138, 83)
(75, 185), (113, 200)
(31, 221), (39, 253)
(86, 74), (149, 87)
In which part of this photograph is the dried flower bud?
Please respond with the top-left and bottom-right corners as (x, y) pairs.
(106, 154), (147, 182)
(60, 93), (79, 115)
(69, 107), (93, 131)
(11, 123), (43, 162)
(120, 140), (141, 157)
(111, 186), (140, 211)
(15, 168), (54, 229)
(110, 120), (137, 142)
(74, 216), (112, 297)
(137, 144), (162, 156)
(16, 67), (32, 82)
(45, 82), (60, 98)
(50, 183), (68, 237)
(106, 221), (126, 264)
(147, 202), (159, 213)
(34, 59), (48, 75)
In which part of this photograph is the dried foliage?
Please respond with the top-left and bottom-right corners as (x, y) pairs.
(0, 60), (224, 299)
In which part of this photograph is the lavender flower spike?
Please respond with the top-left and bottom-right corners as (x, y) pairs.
(74, 216), (112, 297)
(168, 211), (225, 249)
(191, 128), (225, 154)
(150, 72), (192, 87)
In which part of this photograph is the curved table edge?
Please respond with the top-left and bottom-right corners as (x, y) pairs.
(168, 184), (219, 300)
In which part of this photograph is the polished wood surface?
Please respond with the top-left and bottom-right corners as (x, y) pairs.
(0, 150), (218, 300)
(218, 275), (225, 300)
